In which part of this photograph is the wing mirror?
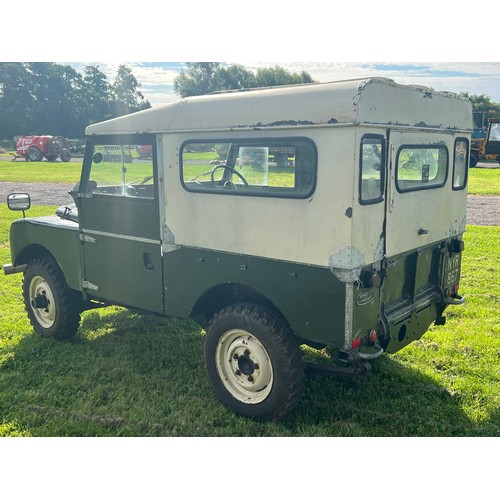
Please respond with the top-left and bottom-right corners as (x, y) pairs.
(7, 193), (31, 217)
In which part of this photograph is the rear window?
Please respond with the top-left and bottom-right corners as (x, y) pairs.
(180, 138), (317, 198)
(396, 145), (448, 192)
(359, 134), (385, 204)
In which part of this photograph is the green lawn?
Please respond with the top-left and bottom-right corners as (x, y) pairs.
(0, 159), (83, 184)
(0, 202), (498, 436)
(468, 166), (500, 195)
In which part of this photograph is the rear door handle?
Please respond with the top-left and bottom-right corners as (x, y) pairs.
(418, 228), (429, 235)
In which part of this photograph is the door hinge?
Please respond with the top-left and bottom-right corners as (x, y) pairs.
(82, 280), (100, 291)
(80, 233), (97, 243)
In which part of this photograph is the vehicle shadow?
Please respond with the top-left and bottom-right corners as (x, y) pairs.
(2, 308), (497, 437)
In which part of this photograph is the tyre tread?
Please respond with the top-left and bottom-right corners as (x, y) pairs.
(23, 256), (82, 339)
(206, 302), (304, 420)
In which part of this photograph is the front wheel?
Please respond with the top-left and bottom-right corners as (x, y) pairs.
(23, 256), (82, 339)
(204, 303), (304, 420)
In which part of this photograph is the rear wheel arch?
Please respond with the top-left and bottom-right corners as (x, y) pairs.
(190, 282), (290, 330)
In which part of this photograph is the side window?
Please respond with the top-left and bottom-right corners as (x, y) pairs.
(359, 135), (385, 204)
(396, 146), (448, 192)
(452, 138), (469, 190)
(88, 143), (154, 199)
(488, 122), (500, 141)
(181, 138), (317, 198)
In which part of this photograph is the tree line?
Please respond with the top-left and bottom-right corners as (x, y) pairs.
(172, 62), (315, 97)
(0, 62), (315, 141)
(0, 62), (150, 140)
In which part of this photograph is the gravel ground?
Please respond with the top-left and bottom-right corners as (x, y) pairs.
(1, 180), (498, 226)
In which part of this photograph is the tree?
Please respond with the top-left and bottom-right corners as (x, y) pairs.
(173, 62), (224, 97)
(173, 63), (316, 97)
(112, 64), (151, 116)
(217, 64), (256, 92)
(0, 62), (152, 139)
(254, 66), (315, 87)
(461, 92), (500, 129)
(27, 62), (86, 137)
(83, 65), (114, 124)
(0, 63), (36, 138)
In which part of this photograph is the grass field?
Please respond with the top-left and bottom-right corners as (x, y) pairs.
(1, 156), (499, 437)
(0, 199), (499, 436)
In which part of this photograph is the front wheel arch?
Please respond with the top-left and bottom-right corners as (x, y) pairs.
(14, 244), (53, 268)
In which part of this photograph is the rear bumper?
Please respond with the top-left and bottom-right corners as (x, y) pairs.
(382, 285), (445, 354)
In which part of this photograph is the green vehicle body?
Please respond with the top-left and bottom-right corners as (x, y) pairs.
(4, 77), (472, 419)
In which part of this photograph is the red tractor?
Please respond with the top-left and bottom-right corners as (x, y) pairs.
(14, 135), (72, 162)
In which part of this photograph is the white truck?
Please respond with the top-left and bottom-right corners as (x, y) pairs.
(5, 77), (471, 420)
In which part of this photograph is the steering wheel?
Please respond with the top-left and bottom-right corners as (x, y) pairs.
(210, 165), (249, 188)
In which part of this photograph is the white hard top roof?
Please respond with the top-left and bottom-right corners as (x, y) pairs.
(85, 77), (473, 135)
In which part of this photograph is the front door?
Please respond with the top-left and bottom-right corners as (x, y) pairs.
(78, 135), (163, 313)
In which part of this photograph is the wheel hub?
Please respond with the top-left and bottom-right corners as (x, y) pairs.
(31, 293), (49, 309)
(216, 329), (273, 404)
(237, 354), (255, 376)
(29, 276), (56, 329)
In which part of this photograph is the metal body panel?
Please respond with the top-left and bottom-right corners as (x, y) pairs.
(163, 247), (347, 347)
(385, 130), (468, 257)
(81, 234), (163, 312)
(9, 216), (81, 290)
(85, 78), (471, 136)
(380, 240), (461, 353)
(78, 194), (163, 313)
(162, 128), (355, 268)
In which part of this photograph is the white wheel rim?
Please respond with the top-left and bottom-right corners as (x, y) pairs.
(29, 276), (56, 329)
(215, 329), (273, 404)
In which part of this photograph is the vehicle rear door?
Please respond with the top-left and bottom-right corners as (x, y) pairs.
(385, 130), (465, 257)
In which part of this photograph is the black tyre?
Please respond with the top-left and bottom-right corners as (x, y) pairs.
(28, 147), (43, 162)
(470, 153), (478, 168)
(22, 256), (82, 339)
(59, 148), (71, 162)
(204, 303), (304, 420)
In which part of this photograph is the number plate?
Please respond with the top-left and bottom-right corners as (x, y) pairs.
(442, 252), (461, 289)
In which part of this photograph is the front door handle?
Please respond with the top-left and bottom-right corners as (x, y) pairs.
(418, 228), (429, 235)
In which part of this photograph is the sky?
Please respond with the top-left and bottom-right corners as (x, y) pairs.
(4, 2), (499, 109)
(68, 61), (500, 108)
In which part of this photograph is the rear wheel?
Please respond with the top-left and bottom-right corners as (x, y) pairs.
(28, 147), (43, 162)
(23, 256), (82, 339)
(204, 303), (304, 420)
